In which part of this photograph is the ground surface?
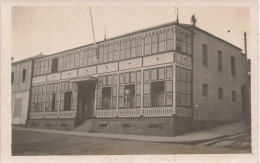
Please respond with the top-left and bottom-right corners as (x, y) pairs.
(12, 130), (251, 155)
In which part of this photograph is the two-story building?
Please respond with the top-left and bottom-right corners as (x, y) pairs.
(20, 17), (248, 136)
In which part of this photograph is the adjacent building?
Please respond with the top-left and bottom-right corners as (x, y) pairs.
(11, 54), (44, 124)
(12, 16), (249, 136)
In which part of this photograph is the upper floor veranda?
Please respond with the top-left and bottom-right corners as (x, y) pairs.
(32, 22), (193, 78)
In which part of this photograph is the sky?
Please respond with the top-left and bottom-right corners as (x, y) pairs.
(11, 6), (250, 62)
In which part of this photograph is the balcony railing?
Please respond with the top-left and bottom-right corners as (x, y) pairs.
(96, 109), (117, 118)
(143, 107), (172, 117)
(96, 107), (173, 118)
(118, 108), (140, 117)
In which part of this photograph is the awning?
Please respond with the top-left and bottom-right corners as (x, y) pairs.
(69, 76), (97, 83)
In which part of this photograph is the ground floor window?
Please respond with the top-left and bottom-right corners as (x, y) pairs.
(176, 66), (191, 107)
(144, 80), (173, 107)
(124, 84), (135, 108)
(151, 81), (164, 107)
(64, 91), (72, 111)
(102, 87), (112, 109)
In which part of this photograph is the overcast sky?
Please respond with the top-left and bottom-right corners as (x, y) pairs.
(11, 6), (250, 61)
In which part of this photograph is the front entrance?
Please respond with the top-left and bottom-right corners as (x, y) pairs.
(76, 80), (96, 124)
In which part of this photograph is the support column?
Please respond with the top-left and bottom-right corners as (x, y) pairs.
(116, 73), (119, 117)
(173, 26), (176, 51)
(94, 83), (97, 118)
(57, 81), (62, 118)
(172, 64), (176, 115)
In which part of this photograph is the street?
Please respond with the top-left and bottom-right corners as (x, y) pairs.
(12, 130), (251, 155)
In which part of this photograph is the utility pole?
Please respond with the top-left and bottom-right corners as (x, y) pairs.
(244, 32), (247, 57)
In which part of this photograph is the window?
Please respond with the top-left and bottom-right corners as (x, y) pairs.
(102, 87), (112, 109)
(232, 91), (236, 102)
(11, 72), (14, 84)
(231, 56), (236, 76)
(125, 40), (131, 59)
(114, 43), (120, 61)
(131, 39), (136, 58)
(202, 84), (208, 97)
(151, 34), (158, 54)
(97, 74), (118, 109)
(143, 83), (150, 107)
(136, 38), (142, 56)
(51, 58), (58, 73)
(103, 45), (109, 63)
(64, 91), (72, 111)
(166, 30), (174, 51)
(124, 84), (135, 108)
(22, 69), (26, 82)
(159, 32), (165, 52)
(51, 93), (56, 111)
(218, 87), (223, 99)
(202, 44), (208, 67)
(120, 41), (126, 60)
(31, 85), (46, 112)
(218, 50), (223, 72)
(181, 32), (187, 53)
(144, 36), (151, 55)
(108, 44), (114, 62)
(143, 67), (174, 107)
(151, 81), (165, 107)
(98, 46), (104, 63)
(118, 71), (140, 109)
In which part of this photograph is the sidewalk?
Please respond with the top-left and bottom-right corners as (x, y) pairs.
(12, 121), (249, 144)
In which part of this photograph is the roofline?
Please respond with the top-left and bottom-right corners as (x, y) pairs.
(12, 55), (46, 65)
(33, 21), (192, 60)
(181, 24), (242, 51)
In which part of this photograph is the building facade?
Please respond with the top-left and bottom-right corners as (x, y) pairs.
(15, 20), (248, 136)
(11, 59), (32, 124)
(11, 55), (45, 125)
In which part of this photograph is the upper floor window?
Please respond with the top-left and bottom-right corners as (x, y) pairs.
(11, 72), (14, 84)
(144, 36), (151, 55)
(202, 84), (208, 97)
(120, 40), (126, 60)
(218, 50), (223, 72)
(218, 87), (223, 99)
(159, 32), (165, 52)
(231, 56), (236, 76)
(62, 53), (79, 71)
(166, 30), (174, 51)
(202, 44), (208, 67)
(175, 28), (192, 55)
(232, 90), (236, 102)
(22, 69), (26, 82)
(151, 34), (158, 54)
(51, 58), (58, 73)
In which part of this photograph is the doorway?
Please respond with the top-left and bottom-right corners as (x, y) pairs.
(76, 81), (96, 123)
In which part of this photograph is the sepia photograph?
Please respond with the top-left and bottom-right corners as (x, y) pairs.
(1, 0), (258, 162)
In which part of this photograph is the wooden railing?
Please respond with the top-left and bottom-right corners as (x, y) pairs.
(96, 107), (173, 118)
(44, 112), (58, 119)
(59, 111), (76, 118)
(143, 107), (172, 117)
(118, 108), (140, 117)
(30, 112), (44, 119)
(96, 109), (116, 118)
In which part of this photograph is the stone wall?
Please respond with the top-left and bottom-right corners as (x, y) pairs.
(91, 117), (192, 136)
(26, 118), (75, 131)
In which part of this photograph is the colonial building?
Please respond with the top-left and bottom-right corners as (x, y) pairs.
(17, 17), (248, 136)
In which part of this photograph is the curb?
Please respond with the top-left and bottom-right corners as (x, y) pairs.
(12, 126), (248, 144)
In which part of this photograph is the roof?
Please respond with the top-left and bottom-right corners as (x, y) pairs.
(12, 54), (45, 65)
(20, 20), (242, 61)
(180, 24), (242, 51)
(32, 21), (192, 59)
